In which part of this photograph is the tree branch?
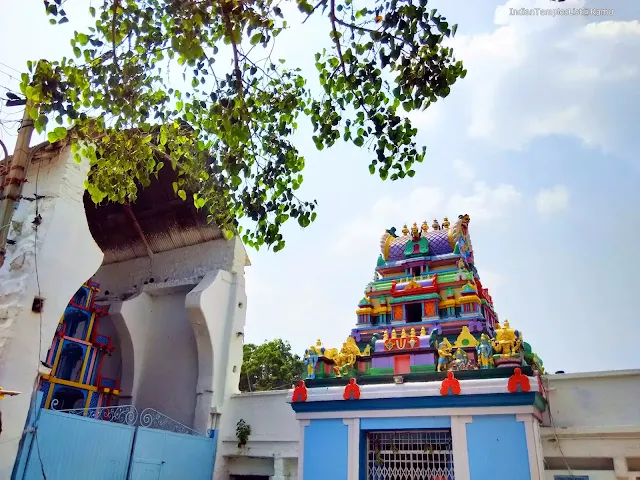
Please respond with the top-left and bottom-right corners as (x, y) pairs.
(302, 0), (328, 24)
(111, 0), (120, 72)
(329, 0), (347, 77)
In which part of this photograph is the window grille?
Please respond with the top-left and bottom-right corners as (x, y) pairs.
(366, 430), (455, 480)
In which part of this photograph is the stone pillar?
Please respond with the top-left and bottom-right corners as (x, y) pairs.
(186, 263), (247, 433)
(273, 457), (286, 480)
(0, 147), (103, 478)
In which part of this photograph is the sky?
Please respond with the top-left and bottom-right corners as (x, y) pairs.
(1, 0), (639, 374)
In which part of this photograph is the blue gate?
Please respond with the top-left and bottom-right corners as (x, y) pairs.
(129, 427), (216, 480)
(15, 404), (216, 480)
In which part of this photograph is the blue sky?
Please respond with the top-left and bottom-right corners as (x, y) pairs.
(2, 0), (639, 373)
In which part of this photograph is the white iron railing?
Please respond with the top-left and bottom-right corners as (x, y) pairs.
(52, 402), (204, 437)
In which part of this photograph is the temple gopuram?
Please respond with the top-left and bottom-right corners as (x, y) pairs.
(289, 214), (547, 480)
(38, 280), (120, 413)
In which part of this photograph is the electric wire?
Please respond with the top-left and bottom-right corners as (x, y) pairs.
(540, 376), (574, 476)
(31, 150), (48, 479)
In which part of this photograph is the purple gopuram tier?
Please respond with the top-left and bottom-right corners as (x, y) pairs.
(387, 230), (453, 261)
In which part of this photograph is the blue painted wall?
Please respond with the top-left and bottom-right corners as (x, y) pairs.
(303, 419), (349, 480)
(466, 415), (531, 480)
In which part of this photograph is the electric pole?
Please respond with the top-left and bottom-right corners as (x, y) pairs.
(0, 101), (34, 269)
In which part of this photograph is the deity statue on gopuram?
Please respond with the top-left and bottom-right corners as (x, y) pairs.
(300, 214), (545, 383)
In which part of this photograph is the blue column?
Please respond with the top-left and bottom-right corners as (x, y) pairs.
(466, 415), (531, 480)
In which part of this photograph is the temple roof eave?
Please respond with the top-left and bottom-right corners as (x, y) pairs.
(388, 293), (441, 304)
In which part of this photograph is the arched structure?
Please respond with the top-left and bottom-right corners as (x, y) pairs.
(0, 142), (249, 477)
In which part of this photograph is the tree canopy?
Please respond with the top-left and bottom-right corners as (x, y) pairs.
(239, 339), (304, 392)
(23, 0), (466, 251)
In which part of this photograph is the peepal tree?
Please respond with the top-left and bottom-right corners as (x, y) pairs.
(23, 0), (466, 251)
(239, 339), (304, 391)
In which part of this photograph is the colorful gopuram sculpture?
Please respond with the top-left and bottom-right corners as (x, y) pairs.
(302, 214), (545, 381)
(38, 280), (120, 413)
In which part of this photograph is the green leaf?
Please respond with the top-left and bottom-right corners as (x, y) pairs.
(23, 0), (466, 255)
(223, 230), (234, 241)
(53, 127), (67, 140)
(250, 33), (262, 46)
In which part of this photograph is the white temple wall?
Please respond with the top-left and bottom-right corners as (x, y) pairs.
(0, 146), (103, 479)
(215, 390), (299, 480)
(216, 370), (640, 480)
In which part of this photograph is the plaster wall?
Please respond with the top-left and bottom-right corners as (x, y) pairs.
(0, 147), (103, 478)
(107, 289), (199, 427)
(543, 370), (640, 428)
(95, 235), (245, 302)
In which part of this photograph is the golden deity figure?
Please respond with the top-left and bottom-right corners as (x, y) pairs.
(492, 320), (521, 357)
(437, 338), (453, 372)
(421, 221), (429, 233)
(332, 337), (361, 377)
(411, 222), (419, 237)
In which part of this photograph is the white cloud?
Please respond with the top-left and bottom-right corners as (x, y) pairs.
(427, 2), (640, 162)
(330, 181), (522, 255)
(453, 159), (476, 182)
(582, 20), (640, 38)
(535, 185), (570, 216)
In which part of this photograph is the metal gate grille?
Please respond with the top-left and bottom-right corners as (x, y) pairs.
(367, 430), (454, 480)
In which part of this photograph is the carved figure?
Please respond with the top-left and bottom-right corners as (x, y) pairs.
(369, 333), (379, 351)
(436, 338), (453, 372)
(492, 320), (521, 357)
(451, 214), (476, 274)
(476, 334), (494, 369)
(332, 337), (362, 377)
(452, 348), (469, 369)
(303, 348), (319, 379)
